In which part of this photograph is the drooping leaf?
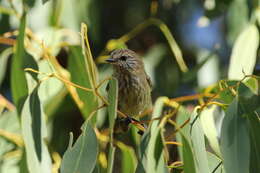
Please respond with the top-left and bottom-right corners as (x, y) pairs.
(190, 110), (210, 173)
(175, 106), (191, 161)
(232, 82), (260, 173)
(117, 142), (137, 173)
(220, 98), (250, 173)
(106, 78), (118, 173)
(68, 46), (98, 121)
(11, 13), (28, 114)
(200, 105), (221, 156)
(247, 112), (260, 173)
(181, 134), (196, 173)
(60, 121), (98, 173)
(21, 86), (52, 173)
(107, 78), (118, 133)
(137, 97), (169, 173)
(228, 24), (259, 80)
(11, 12), (39, 114)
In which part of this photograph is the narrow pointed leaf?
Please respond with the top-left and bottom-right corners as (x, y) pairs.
(21, 86), (52, 173)
(107, 78), (118, 173)
(220, 98), (250, 173)
(228, 24), (259, 80)
(68, 46), (98, 120)
(60, 121), (98, 173)
(190, 111), (210, 173)
(11, 13), (28, 114)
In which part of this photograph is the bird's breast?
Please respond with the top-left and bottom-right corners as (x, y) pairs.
(116, 73), (151, 117)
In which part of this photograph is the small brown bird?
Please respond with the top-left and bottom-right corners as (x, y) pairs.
(106, 49), (152, 132)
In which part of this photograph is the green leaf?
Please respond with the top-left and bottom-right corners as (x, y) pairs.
(117, 143), (137, 173)
(137, 97), (169, 173)
(11, 13), (28, 114)
(10, 12), (39, 114)
(175, 106), (191, 161)
(200, 105), (221, 156)
(19, 149), (30, 173)
(243, 77), (259, 95)
(21, 86), (52, 173)
(247, 112), (260, 173)
(190, 110), (210, 173)
(207, 152), (225, 173)
(60, 121), (98, 173)
(107, 78), (118, 133)
(68, 46), (98, 120)
(238, 83), (260, 113)
(228, 24), (259, 80)
(106, 78), (118, 173)
(181, 134), (196, 173)
(220, 98), (250, 173)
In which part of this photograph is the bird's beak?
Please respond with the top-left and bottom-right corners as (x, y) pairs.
(106, 58), (117, 64)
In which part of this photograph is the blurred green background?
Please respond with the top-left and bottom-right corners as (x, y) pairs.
(0, 0), (259, 172)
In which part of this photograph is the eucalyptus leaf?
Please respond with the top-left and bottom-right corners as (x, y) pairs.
(60, 121), (98, 173)
(248, 112), (260, 173)
(228, 24), (259, 80)
(118, 143), (137, 173)
(220, 98), (250, 173)
(200, 105), (221, 156)
(207, 152), (225, 173)
(190, 110), (210, 173)
(21, 86), (52, 173)
(11, 13), (28, 114)
(68, 46), (98, 120)
(137, 97), (169, 173)
(181, 134), (196, 173)
(107, 78), (118, 133)
(175, 106), (192, 161)
(106, 78), (118, 173)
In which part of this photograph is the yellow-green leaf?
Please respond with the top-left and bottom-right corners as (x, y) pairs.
(228, 24), (259, 80)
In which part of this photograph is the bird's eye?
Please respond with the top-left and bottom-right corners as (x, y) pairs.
(120, 56), (127, 61)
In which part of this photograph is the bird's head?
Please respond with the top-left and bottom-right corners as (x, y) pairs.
(106, 49), (144, 72)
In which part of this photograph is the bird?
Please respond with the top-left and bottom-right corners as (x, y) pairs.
(106, 48), (152, 133)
